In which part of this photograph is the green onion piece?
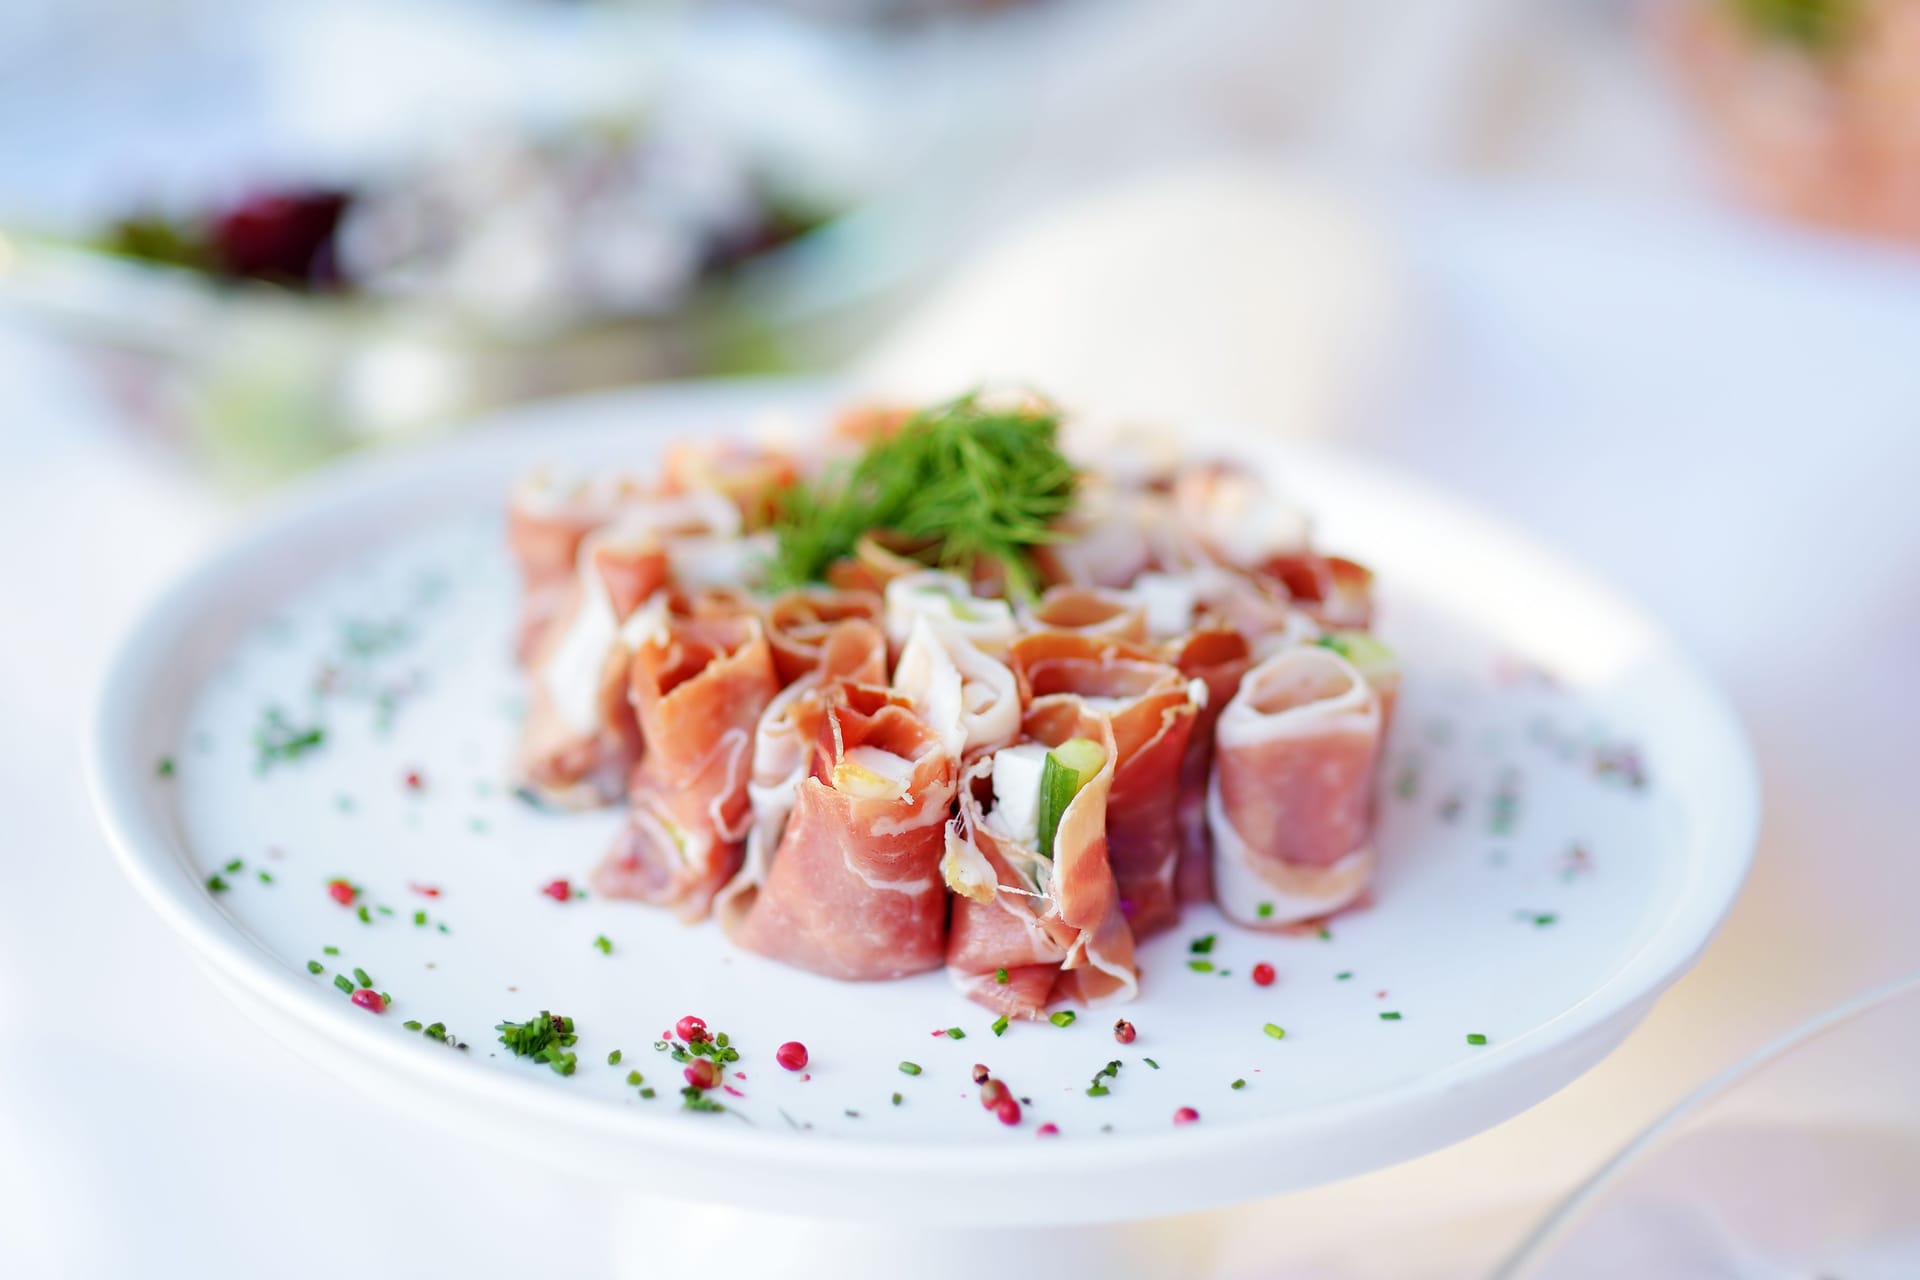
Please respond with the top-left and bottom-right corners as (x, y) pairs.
(1467, 1033), (1488, 1046)
(1336, 971), (1353, 981)
(323, 945), (339, 955)
(1143, 1057), (1160, 1069)
(1231, 1079), (1246, 1090)
(205, 874), (228, 893)
(355, 905), (371, 924)
(639, 1087), (656, 1099)
(403, 1020), (423, 1031)
(1188, 960), (1215, 973)
(1255, 902), (1274, 919)
(995, 967), (1009, 985)
(898, 1061), (922, 1076)
(352, 968), (373, 988)
(1264, 1023), (1286, 1040)
(891, 1092), (903, 1106)
(626, 1070), (644, 1085)
(1086, 1084), (1109, 1097)
(593, 935), (612, 955)
(306, 960), (324, 974)
(991, 1015), (1010, 1037)
(608, 1050), (622, 1066)
(1189, 933), (1216, 955)
(1049, 1011), (1076, 1028)
(156, 757), (175, 778)
(1380, 1011), (1402, 1021)
(332, 975), (353, 994)
(258, 870), (273, 885)
(946, 1027), (966, 1040)
(413, 910), (427, 926)
(1036, 738), (1103, 859)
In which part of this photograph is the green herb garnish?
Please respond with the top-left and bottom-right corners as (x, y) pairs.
(1049, 1011), (1076, 1028)
(1264, 1023), (1287, 1040)
(1037, 737), (1103, 860)
(497, 1011), (579, 1075)
(991, 1015), (1010, 1037)
(766, 393), (1078, 598)
(898, 1061), (922, 1076)
(1467, 1033), (1488, 1046)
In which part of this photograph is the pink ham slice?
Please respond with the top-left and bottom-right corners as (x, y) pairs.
(729, 683), (958, 980)
(1164, 626), (1255, 905)
(763, 588), (886, 687)
(512, 532), (668, 808)
(714, 619), (889, 930)
(1255, 553), (1375, 632)
(1009, 632), (1198, 940)
(594, 608), (779, 920)
(946, 707), (1136, 1018)
(506, 471), (648, 662)
(1208, 646), (1384, 927)
(1020, 585), (1149, 644)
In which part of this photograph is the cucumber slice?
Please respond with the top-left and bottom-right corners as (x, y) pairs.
(1037, 737), (1104, 860)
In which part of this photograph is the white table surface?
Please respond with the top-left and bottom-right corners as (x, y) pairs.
(2, 188), (1918, 1278)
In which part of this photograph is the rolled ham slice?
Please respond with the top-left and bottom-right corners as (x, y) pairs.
(892, 615), (1021, 762)
(1018, 585), (1149, 644)
(1164, 626), (1255, 905)
(714, 619), (889, 929)
(512, 527), (669, 808)
(594, 604), (779, 920)
(1009, 632), (1200, 939)
(506, 468), (647, 661)
(944, 708), (1136, 1017)
(1208, 646), (1383, 927)
(729, 683), (959, 980)
(764, 588), (886, 686)
(883, 571), (1018, 657)
(1257, 553), (1375, 632)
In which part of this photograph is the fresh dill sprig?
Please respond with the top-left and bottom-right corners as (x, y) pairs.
(767, 393), (1078, 598)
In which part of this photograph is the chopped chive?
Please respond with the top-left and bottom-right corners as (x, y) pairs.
(333, 974), (354, 994)
(1086, 1084), (1109, 1097)
(607, 1049), (622, 1066)
(639, 1087), (656, 1099)
(205, 874), (229, 893)
(1317, 926), (1332, 940)
(306, 960), (324, 974)
(1255, 901), (1273, 919)
(1187, 959), (1214, 973)
(257, 869), (274, 885)
(1263, 1023), (1286, 1040)
(403, 1020), (423, 1031)
(224, 858), (244, 874)
(1049, 1011), (1077, 1028)
(1467, 1033), (1488, 1046)
(437, 922), (450, 934)
(627, 1070), (644, 1085)
(323, 945), (339, 955)
(994, 967), (1009, 985)
(355, 905), (371, 924)
(1380, 1011), (1402, 1021)
(898, 1061), (922, 1076)
(891, 1092), (903, 1106)
(156, 757), (175, 778)
(352, 967), (373, 988)
(592, 935), (613, 955)
(946, 1027), (966, 1040)
(1231, 1078), (1246, 1090)
(991, 1015), (1009, 1037)
(1189, 934), (1216, 955)
(1143, 1057), (1160, 1069)
(1336, 970), (1353, 981)
(413, 910), (427, 926)
(375, 905), (394, 917)
(425, 1023), (446, 1039)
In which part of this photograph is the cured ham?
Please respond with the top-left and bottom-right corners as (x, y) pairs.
(764, 588), (886, 686)
(729, 683), (959, 980)
(508, 394), (1397, 1012)
(944, 707), (1136, 1017)
(715, 619), (889, 929)
(1009, 633), (1199, 938)
(1208, 646), (1384, 927)
(594, 602), (779, 920)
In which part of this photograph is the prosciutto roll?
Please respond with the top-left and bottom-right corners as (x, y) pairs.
(892, 616), (1021, 762)
(513, 527), (668, 808)
(729, 684), (959, 980)
(594, 602), (779, 920)
(507, 469), (645, 661)
(883, 571), (1018, 657)
(1208, 646), (1384, 927)
(715, 619), (889, 928)
(1257, 553), (1375, 632)
(944, 708), (1136, 1017)
(764, 588), (886, 687)
(1010, 633), (1200, 939)
(1164, 626), (1255, 905)
(1018, 585), (1149, 644)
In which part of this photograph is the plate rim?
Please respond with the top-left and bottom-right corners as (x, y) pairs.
(85, 376), (1762, 1216)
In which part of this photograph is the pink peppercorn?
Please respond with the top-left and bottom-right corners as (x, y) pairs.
(1113, 1019), (1136, 1044)
(327, 879), (356, 906)
(775, 1041), (809, 1071)
(540, 878), (571, 902)
(1173, 1106), (1199, 1126)
(676, 1015), (709, 1043)
(994, 1097), (1022, 1126)
(1036, 1122), (1060, 1137)
(1252, 963), (1276, 987)
(684, 1059), (720, 1090)
(979, 1079), (1009, 1110)
(349, 989), (386, 1013)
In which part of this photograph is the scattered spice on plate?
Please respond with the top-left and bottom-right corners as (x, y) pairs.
(497, 1011), (578, 1075)
(205, 874), (229, 893)
(1263, 1023), (1286, 1041)
(898, 1061), (922, 1076)
(1049, 1011), (1076, 1028)
(1251, 963), (1276, 987)
(350, 989), (387, 1013)
(592, 935), (613, 955)
(776, 1042), (809, 1071)
(1173, 1107), (1199, 1126)
(1112, 1019), (1136, 1045)
(1467, 1033), (1488, 1046)
(1188, 933), (1217, 955)
(1379, 1012), (1402, 1021)
(991, 1015), (1010, 1037)
(541, 878), (571, 902)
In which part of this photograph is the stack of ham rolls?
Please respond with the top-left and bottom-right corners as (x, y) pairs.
(507, 421), (1398, 1019)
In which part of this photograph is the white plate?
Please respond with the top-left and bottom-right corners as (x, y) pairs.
(86, 378), (1758, 1226)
